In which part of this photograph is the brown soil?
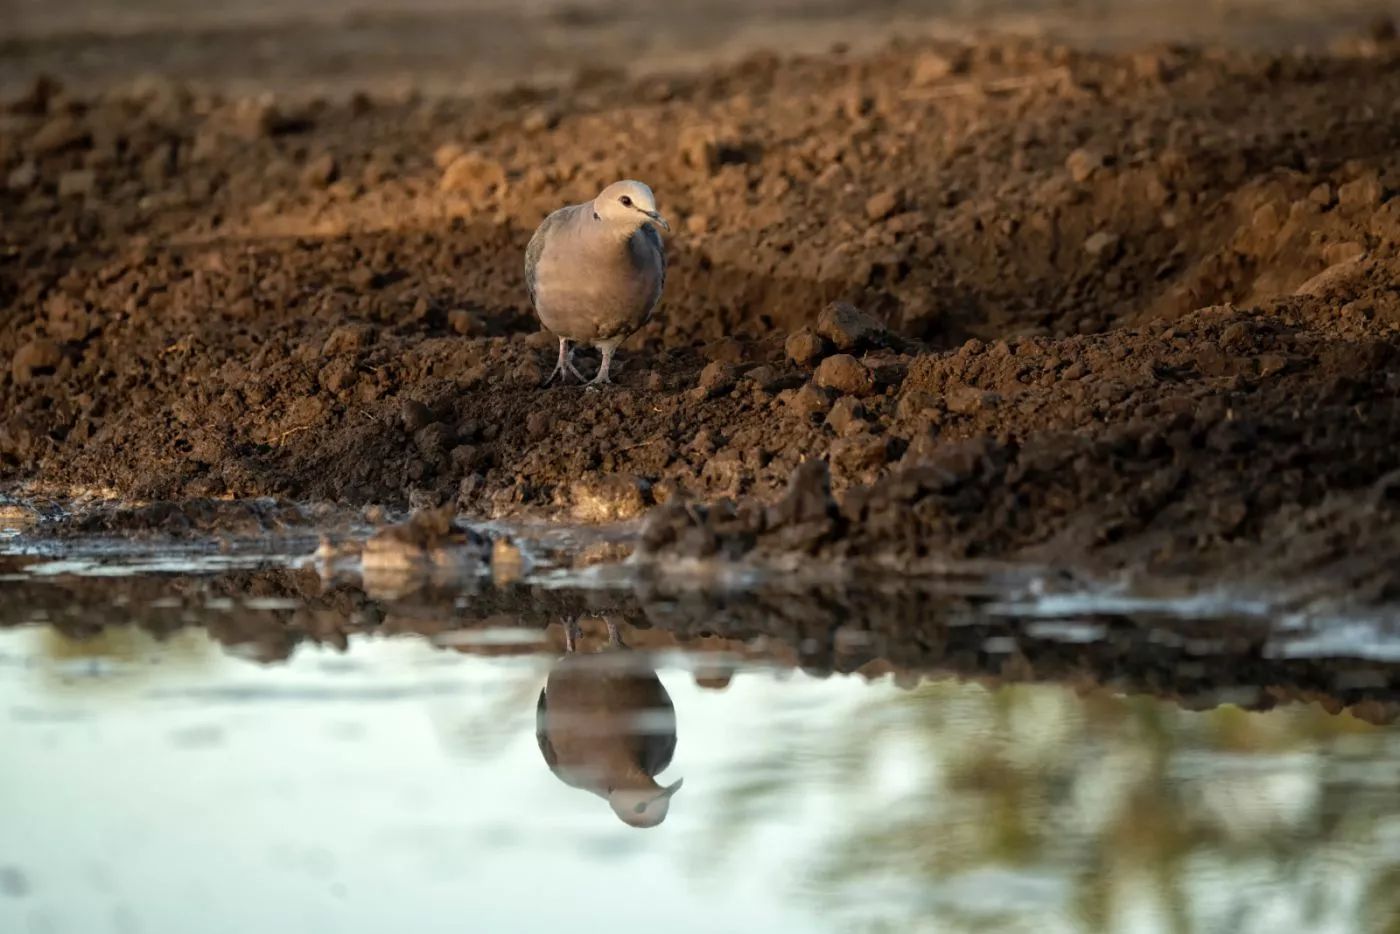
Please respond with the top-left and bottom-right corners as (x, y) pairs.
(5, 9), (1400, 585)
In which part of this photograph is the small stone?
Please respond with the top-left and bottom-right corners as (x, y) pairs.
(816, 302), (884, 351)
(57, 169), (96, 197)
(440, 151), (507, 196)
(302, 152), (339, 188)
(400, 400), (434, 432)
(1065, 148), (1104, 184)
(321, 323), (375, 355)
(11, 339), (62, 385)
(1084, 231), (1121, 260)
(785, 327), (826, 367)
(813, 354), (875, 396)
(865, 188), (903, 222)
(696, 361), (736, 399)
(825, 396), (868, 435)
(1255, 354), (1287, 377)
(6, 161), (37, 191)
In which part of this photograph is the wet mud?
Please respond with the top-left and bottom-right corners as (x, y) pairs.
(6, 554), (1400, 725)
(5, 11), (1400, 590)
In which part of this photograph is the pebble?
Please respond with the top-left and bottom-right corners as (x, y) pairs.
(1084, 231), (1121, 260)
(814, 354), (875, 396)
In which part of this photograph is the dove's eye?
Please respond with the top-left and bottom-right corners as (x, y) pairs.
(619, 195), (633, 207)
(633, 803), (647, 814)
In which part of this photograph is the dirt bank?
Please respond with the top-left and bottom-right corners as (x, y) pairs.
(4, 20), (1400, 580)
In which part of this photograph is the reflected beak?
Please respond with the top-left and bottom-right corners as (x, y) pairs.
(656, 777), (684, 800)
(644, 210), (670, 232)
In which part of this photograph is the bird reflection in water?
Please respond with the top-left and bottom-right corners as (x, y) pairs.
(535, 615), (683, 828)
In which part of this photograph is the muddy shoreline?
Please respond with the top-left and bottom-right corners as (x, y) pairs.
(5, 16), (1400, 592)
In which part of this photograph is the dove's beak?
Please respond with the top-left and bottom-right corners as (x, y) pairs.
(657, 777), (684, 799)
(645, 210), (670, 232)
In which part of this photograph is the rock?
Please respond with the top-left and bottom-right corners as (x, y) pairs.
(816, 301), (884, 351)
(825, 396), (868, 435)
(1065, 148), (1104, 183)
(321, 323), (375, 355)
(440, 151), (507, 197)
(302, 152), (339, 188)
(57, 169), (96, 198)
(11, 339), (62, 385)
(865, 188), (903, 222)
(785, 327), (827, 367)
(6, 161), (38, 191)
(11, 74), (61, 115)
(571, 474), (651, 522)
(1084, 231), (1121, 260)
(814, 354), (875, 396)
(696, 361), (736, 399)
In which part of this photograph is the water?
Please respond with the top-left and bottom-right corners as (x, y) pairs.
(4, 521), (1400, 934)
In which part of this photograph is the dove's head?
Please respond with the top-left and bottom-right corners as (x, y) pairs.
(593, 179), (669, 233)
(608, 777), (683, 829)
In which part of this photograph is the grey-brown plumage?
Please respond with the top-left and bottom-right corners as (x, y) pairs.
(524, 180), (669, 389)
(535, 616), (683, 828)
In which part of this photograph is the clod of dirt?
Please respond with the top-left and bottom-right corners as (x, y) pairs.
(361, 507), (489, 571)
(439, 150), (507, 196)
(865, 189), (905, 222)
(816, 302), (887, 351)
(570, 473), (652, 522)
(695, 361), (737, 399)
(786, 327), (828, 367)
(814, 354), (875, 395)
(10, 340), (62, 386)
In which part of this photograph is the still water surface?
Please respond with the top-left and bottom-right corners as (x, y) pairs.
(3, 530), (1400, 933)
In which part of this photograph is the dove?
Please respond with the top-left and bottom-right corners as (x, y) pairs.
(524, 180), (668, 389)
